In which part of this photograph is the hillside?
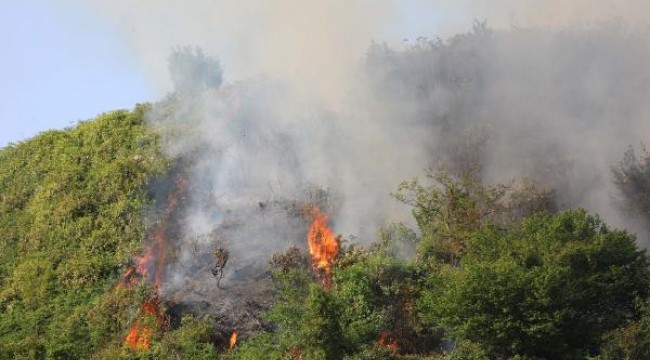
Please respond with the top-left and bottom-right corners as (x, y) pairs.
(0, 106), (168, 358)
(3, 24), (650, 359)
(1, 106), (650, 360)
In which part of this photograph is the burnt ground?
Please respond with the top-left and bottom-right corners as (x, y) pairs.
(165, 273), (276, 348)
(154, 179), (336, 348)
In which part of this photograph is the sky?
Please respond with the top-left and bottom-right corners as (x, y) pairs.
(0, 0), (151, 147)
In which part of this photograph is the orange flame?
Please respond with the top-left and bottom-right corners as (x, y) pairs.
(125, 322), (153, 350)
(378, 331), (399, 354)
(149, 177), (188, 288)
(121, 177), (186, 350)
(120, 247), (154, 287)
(307, 208), (338, 290)
(119, 177), (188, 289)
(124, 297), (167, 350)
(229, 330), (238, 349)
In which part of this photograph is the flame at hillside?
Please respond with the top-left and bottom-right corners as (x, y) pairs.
(149, 177), (188, 288)
(120, 177), (188, 289)
(378, 331), (399, 355)
(307, 208), (338, 290)
(124, 296), (169, 350)
(120, 247), (153, 287)
(121, 176), (187, 350)
(229, 330), (238, 349)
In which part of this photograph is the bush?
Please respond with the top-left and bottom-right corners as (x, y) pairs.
(421, 210), (650, 359)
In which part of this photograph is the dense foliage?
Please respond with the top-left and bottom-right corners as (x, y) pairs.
(0, 106), (168, 358)
(422, 210), (650, 359)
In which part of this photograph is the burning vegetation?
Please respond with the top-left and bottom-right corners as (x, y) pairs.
(306, 207), (339, 290)
(124, 296), (169, 350)
(120, 175), (187, 350)
(107, 156), (650, 359)
(229, 330), (238, 349)
(5, 18), (650, 360)
(378, 331), (399, 355)
(82, 121), (644, 359)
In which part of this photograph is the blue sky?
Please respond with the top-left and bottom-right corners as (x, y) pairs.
(1, 0), (151, 147)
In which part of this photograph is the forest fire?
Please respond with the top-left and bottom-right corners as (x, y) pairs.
(124, 296), (168, 350)
(378, 332), (399, 355)
(120, 247), (153, 286)
(307, 208), (338, 290)
(124, 318), (153, 350)
(229, 330), (238, 349)
(121, 177), (187, 350)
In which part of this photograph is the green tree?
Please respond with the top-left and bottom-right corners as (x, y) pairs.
(264, 269), (347, 360)
(599, 301), (650, 360)
(421, 210), (650, 359)
(613, 146), (650, 223)
(394, 167), (508, 265)
(394, 167), (554, 266)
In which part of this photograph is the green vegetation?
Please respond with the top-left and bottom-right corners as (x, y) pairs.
(2, 107), (650, 359)
(0, 106), (168, 359)
(422, 210), (649, 359)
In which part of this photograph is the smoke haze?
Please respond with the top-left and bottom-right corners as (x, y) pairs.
(84, 0), (649, 95)
(82, 1), (650, 295)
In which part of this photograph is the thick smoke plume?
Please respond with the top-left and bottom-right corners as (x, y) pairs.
(85, 2), (650, 302)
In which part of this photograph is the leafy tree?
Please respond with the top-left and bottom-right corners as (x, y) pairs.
(421, 210), (650, 359)
(445, 341), (489, 360)
(394, 167), (508, 265)
(336, 244), (441, 355)
(613, 146), (650, 223)
(151, 316), (219, 360)
(231, 332), (283, 360)
(168, 46), (223, 96)
(394, 167), (554, 266)
(264, 269), (347, 360)
(243, 241), (440, 359)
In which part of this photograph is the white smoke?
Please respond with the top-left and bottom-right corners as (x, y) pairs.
(81, 1), (650, 295)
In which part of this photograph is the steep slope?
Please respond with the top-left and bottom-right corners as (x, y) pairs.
(0, 105), (167, 358)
